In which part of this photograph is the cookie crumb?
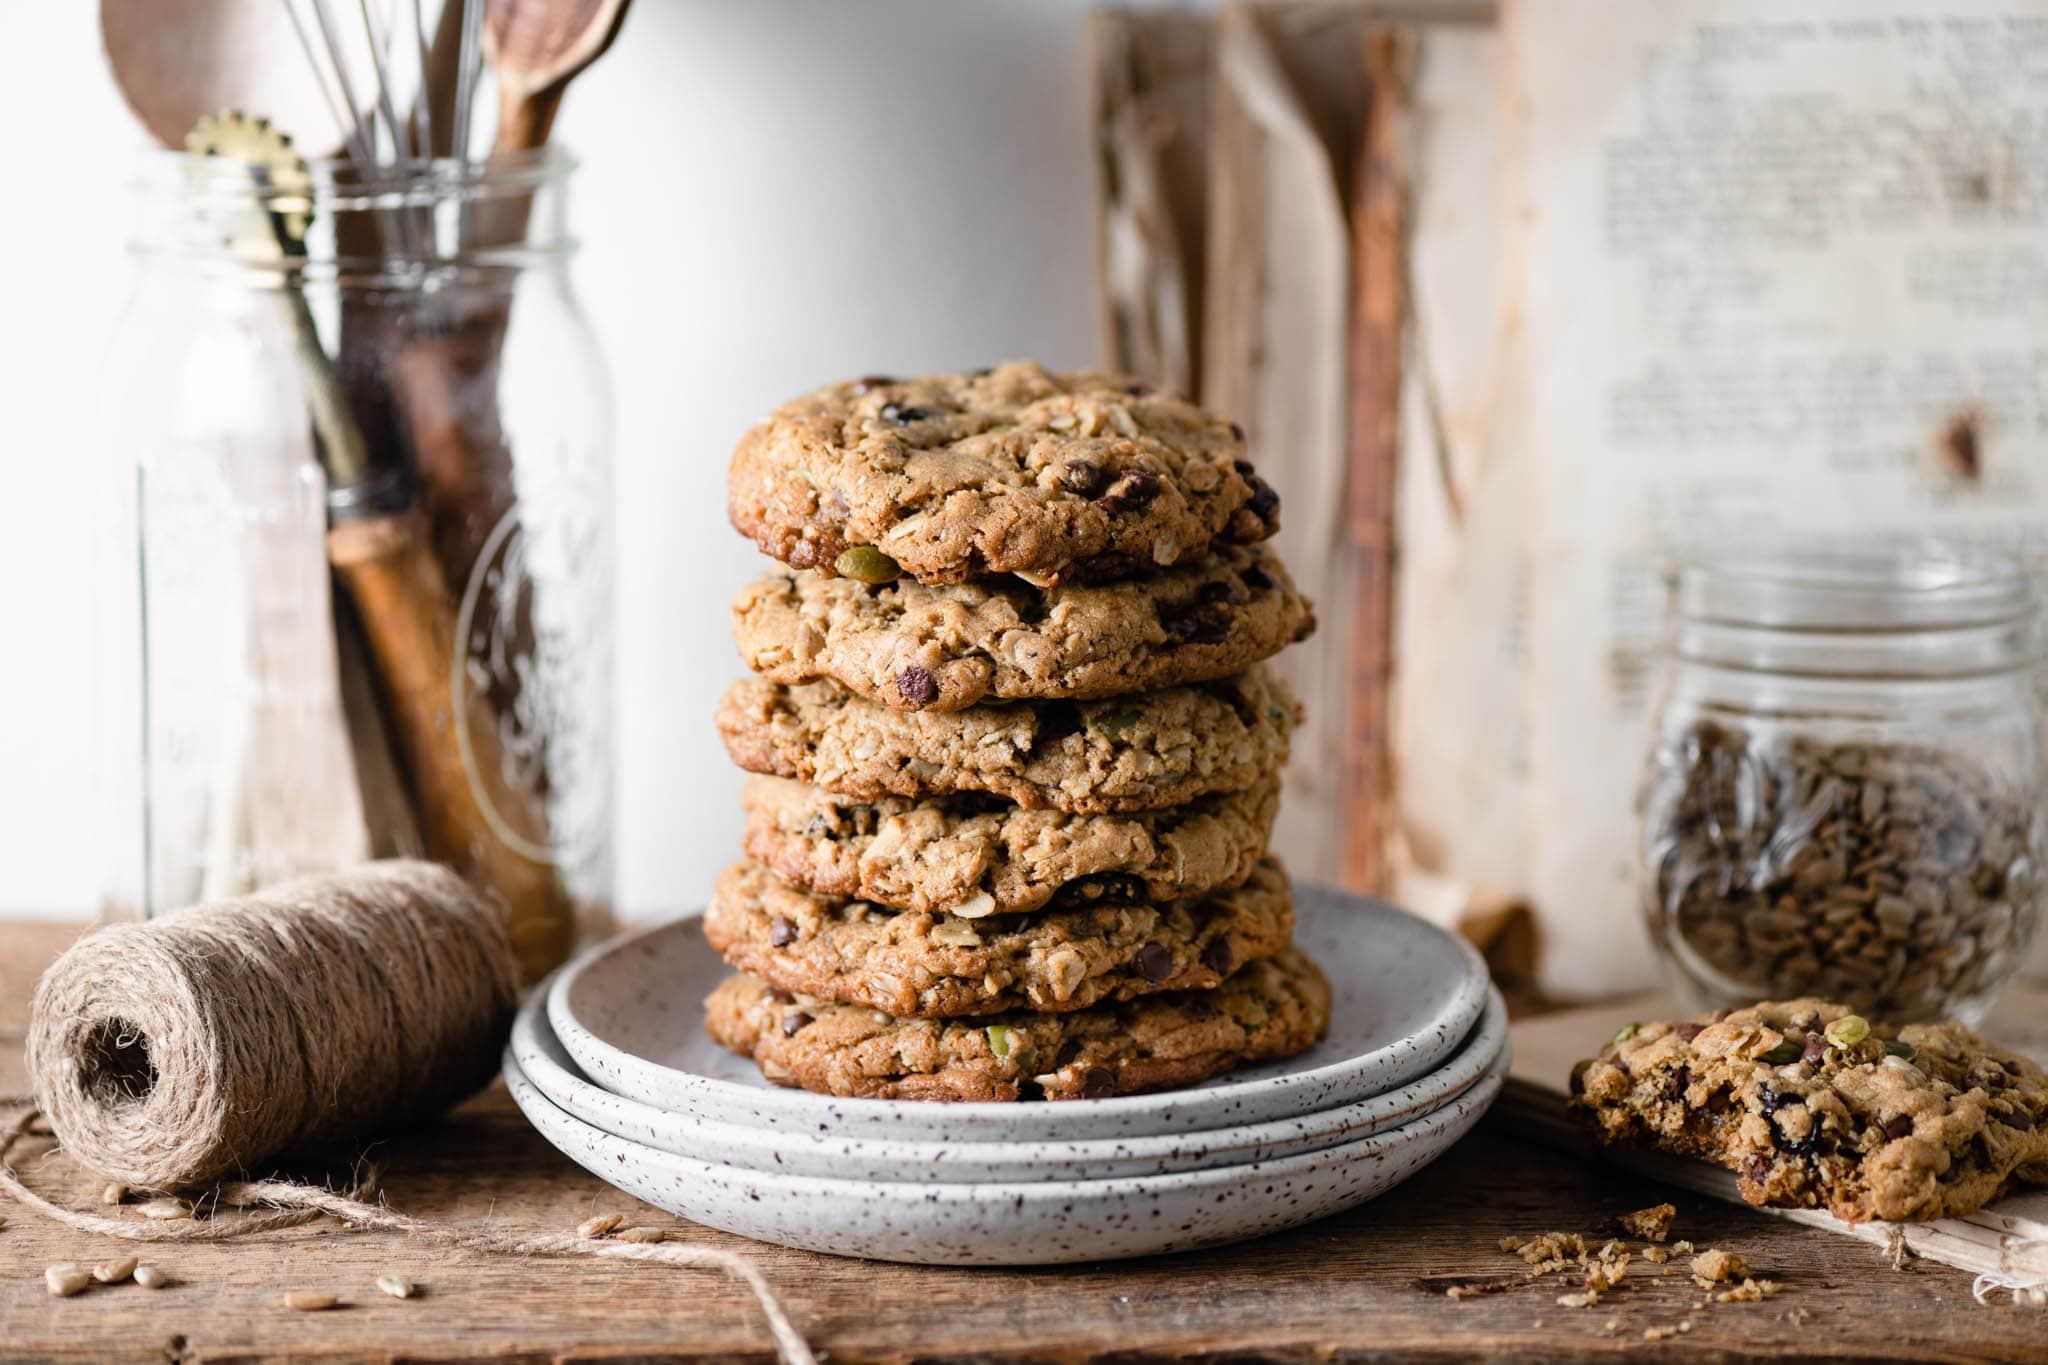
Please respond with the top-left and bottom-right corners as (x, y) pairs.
(1691, 1249), (1750, 1284)
(1716, 1277), (1783, 1303)
(1644, 1321), (1695, 1341)
(1617, 1203), (1677, 1243)
(1644, 1246), (1670, 1263)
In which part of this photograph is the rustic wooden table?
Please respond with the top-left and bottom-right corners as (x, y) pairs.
(2, 921), (2040, 1362)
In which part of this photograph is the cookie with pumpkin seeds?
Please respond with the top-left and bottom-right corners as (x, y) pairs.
(703, 855), (1292, 1018)
(739, 773), (1278, 918)
(714, 666), (1299, 814)
(705, 945), (1331, 1102)
(726, 361), (1281, 585)
(731, 542), (1313, 712)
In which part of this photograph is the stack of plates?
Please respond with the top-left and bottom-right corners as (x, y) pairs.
(506, 886), (1506, 1265)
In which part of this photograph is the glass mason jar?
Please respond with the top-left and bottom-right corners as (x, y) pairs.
(95, 150), (613, 982)
(1640, 548), (2045, 1025)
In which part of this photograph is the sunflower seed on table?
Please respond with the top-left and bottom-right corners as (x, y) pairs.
(133, 1265), (169, 1289)
(615, 1226), (668, 1243)
(100, 1183), (127, 1206)
(92, 1257), (137, 1284)
(375, 1274), (417, 1299)
(576, 1213), (622, 1238)
(283, 1291), (340, 1311)
(136, 1197), (193, 1221)
(45, 1264), (92, 1297)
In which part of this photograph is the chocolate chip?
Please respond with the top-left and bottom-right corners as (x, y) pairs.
(1240, 564), (1273, 592)
(768, 988), (795, 1005)
(1711, 1009), (1733, 1023)
(1082, 1067), (1116, 1098)
(1059, 459), (1108, 497)
(1802, 1033), (1827, 1065)
(769, 916), (798, 947)
(1054, 1040), (1083, 1069)
(1032, 700), (1083, 749)
(1126, 382), (1150, 396)
(1664, 1064), (1691, 1100)
(1135, 943), (1174, 981)
(1159, 602), (1229, 645)
(1884, 1114), (1914, 1141)
(1196, 579), (1245, 606)
(1202, 679), (1259, 729)
(850, 374), (897, 394)
(1229, 420), (1246, 442)
(1245, 477), (1281, 523)
(896, 665), (939, 706)
(1612, 1054), (1632, 1077)
(1743, 1152), (1773, 1184)
(1201, 936), (1235, 975)
(1233, 458), (1255, 475)
(1998, 1108), (2036, 1131)
(1099, 468), (1160, 512)
(1674, 1021), (1706, 1043)
(880, 401), (934, 425)
(781, 1011), (812, 1037)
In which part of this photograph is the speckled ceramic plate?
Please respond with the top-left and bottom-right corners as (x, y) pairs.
(505, 1045), (1505, 1265)
(547, 886), (1491, 1141)
(512, 979), (1506, 1182)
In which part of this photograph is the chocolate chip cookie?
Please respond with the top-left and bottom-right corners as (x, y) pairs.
(739, 774), (1278, 917)
(1571, 998), (2048, 1223)
(716, 666), (1299, 814)
(731, 543), (1314, 712)
(705, 945), (1331, 1102)
(704, 856), (1292, 1018)
(726, 361), (1282, 585)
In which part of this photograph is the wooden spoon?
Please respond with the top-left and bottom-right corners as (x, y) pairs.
(483, 0), (635, 154)
(101, 0), (379, 154)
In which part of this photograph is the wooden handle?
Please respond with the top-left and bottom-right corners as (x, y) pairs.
(328, 509), (576, 981)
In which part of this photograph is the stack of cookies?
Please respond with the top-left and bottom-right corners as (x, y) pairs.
(703, 362), (1330, 1101)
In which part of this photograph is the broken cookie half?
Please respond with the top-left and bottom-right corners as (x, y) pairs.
(1571, 998), (2048, 1223)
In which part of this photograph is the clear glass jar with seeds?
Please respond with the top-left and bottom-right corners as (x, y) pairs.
(1640, 547), (2046, 1024)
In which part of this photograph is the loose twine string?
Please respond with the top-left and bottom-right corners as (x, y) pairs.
(9, 863), (814, 1364)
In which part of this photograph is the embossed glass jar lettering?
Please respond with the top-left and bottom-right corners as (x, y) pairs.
(97, 151), (613, 979)
(1640, 550), (2044, 1024)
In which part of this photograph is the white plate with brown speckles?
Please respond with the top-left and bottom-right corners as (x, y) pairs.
(545, 886), (1491, 1142)
(512, 976), (1506, 1182)
(505, 1042), (1505, 1265)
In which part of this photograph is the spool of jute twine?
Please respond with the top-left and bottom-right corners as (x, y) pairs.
(29, 861), (517, 1190)
(8, 861), (813, 1363)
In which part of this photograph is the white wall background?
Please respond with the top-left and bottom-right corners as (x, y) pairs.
(0, 2), (1113, 920)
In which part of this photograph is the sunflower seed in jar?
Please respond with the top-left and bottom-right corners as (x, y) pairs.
(1643, 721), (2045, 1021)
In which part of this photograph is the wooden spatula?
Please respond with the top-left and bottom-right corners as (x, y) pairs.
(484, 0), (635, 154)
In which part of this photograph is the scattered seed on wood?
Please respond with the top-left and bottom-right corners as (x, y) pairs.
(93, 1257), (138, 1285)
(615, 1226), (668, 1243)
(133, 1265), (169, 1290)
(45, 1264), (92, 1297)
(375, 1275), (416, 1300)
(576, 1213), (622, 1239)
(100, 1183), (128, 1206)
(136, 1198), (193, 1221)
(283, 1291), (340, 1312)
